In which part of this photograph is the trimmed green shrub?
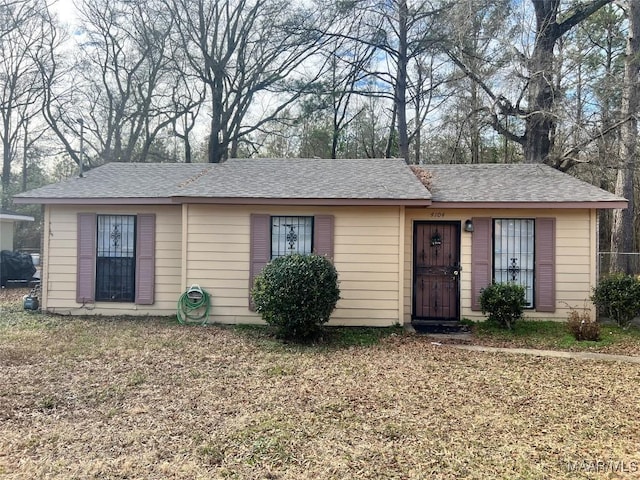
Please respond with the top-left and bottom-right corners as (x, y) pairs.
(479, 282), (526, 330)
(566, 307), (601, 341)
(591, 274), (640, 328)
(251, 253), (340, 341)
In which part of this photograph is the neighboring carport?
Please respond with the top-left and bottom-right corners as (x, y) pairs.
(0, 209), (34, 252)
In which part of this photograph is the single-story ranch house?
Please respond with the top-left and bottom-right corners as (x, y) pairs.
(14, 158), (626, 326)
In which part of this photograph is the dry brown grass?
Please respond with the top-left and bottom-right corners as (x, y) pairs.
(1, 294), (640, 479)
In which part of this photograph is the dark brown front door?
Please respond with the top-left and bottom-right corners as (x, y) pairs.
(413, 222), (461, 321)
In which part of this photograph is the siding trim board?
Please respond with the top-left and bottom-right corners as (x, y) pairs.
(172, 197), (432, 207)
(17, 199), (626, 209)
(430, 201), (627, 209)
(23, 198), (176, 205)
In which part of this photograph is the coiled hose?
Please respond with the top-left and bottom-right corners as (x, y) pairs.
(177, 285), (211, 325)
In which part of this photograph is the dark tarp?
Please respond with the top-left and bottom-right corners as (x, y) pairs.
(0, 250), (36, 286)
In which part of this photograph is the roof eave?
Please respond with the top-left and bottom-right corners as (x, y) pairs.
(0, 213), (34, 221)
(12, 197), (176, 205)
(170, 196), (433, 206)
(431, 200), (628, 209)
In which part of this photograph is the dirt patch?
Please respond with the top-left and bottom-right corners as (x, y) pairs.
(0, 287), (31, 304)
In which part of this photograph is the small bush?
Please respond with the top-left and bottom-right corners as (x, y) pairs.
(479, 282), (526, 330)
(566, 307), (601, 341)
(251, 253), (340, 341)
(591, 274), (640, 328)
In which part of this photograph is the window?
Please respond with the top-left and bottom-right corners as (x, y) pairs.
(249, 214), (333, 310)
(77, 213), (155, 305)
(271, 216), (313, 259)
(493, 219), (535, 307)
(96, 215), (136, 301)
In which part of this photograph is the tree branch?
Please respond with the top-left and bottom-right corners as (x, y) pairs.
(556, 0), (615, 38)
(548, 115), (634, 171)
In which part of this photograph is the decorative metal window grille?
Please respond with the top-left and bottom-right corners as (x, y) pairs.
(271, 216), (313, 259)
(96, 215), (136, 301)
(493, 219), (535, 307)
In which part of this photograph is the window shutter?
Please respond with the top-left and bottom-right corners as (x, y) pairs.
(249, 214), (271, 310)
(471, 217), (492, 311)
(77, 213), (96, 304)
(135, 214), (156, 305)
(535, 217), (556, 312)
(313, 215), (334, 260)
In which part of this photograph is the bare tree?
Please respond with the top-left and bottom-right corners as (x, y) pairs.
(446, 0), (614, 166)
(297, 25), (377, 159)
(40, 0), (202, 168)
(0, 0), (50, 207)
(610, 0), (639, 273)
(167, 0), (328, 163)
(365, 0), (449, 163)
(441, 0), (513, 164)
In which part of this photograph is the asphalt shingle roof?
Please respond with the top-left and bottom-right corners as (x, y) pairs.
(14, 158), (431, 202)
(419, 163), (625, 203)
(14, 163), (210, 199)
(13, 159), (626, 206)
(175, 158), (431, 199)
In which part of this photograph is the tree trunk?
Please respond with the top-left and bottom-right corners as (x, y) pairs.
(524, 1), (558, 163)
(385, 102), (397, 159)
(610, 0), (640, 274)
(208, 76), (224, 163)
(22, 121), (28, 192)
(395, 0), (410, 163)
(184, 137), (192, 163)
(1, 136), (10, 209)
(523, 0), (614, 163)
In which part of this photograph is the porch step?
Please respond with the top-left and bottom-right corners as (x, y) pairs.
(410, 321), (471, 334)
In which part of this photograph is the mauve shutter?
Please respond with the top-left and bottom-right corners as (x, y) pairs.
(135, 214), (156, 305)
(77, 213), (96, 304)
(313, 215), (334, 260)
(249, 214), (270, 310)
(471, 217), (492, 311)
(535, 217), (556, 312)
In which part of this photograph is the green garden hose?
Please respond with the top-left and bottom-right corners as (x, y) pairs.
(177, 285), (211, 325)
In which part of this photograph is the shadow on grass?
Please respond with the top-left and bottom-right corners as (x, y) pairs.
(233, 323), (406, 350)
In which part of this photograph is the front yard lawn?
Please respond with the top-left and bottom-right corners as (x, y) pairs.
(466, 319), (640, 356)
(1, 294), (639, 479)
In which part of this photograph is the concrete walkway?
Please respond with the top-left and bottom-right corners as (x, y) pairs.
(407, 326), (640, 364)
(447, 344), (640, 364)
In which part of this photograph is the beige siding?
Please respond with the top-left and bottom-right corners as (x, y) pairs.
(43, 205), (182, 315)
(42, 201), (598, 325)
(403, 208), (598, 323)
(185, 205), (403, 326)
